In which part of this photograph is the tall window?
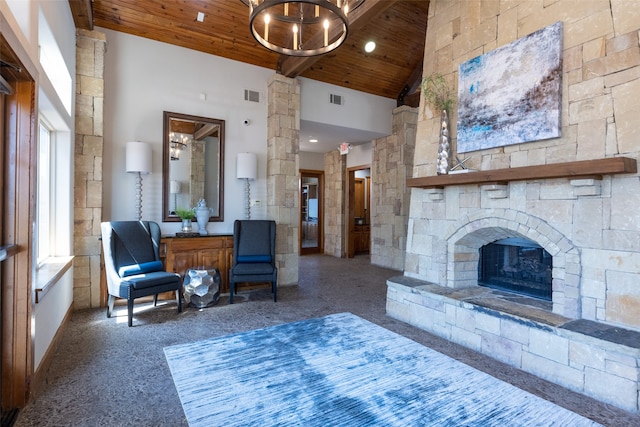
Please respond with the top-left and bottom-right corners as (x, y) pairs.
(37, 119), (52, 263)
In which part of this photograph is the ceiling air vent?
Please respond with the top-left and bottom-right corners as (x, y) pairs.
(244, 89), (260, 103)
(329, 93), (343, 106)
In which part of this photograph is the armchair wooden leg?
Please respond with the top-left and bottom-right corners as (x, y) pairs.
(107, 294), (116, 318)
(273, 282), (277, 302)
(230, 281), (235, 304)
(153, 294), (159, 306)
(127, 298), (134, 327)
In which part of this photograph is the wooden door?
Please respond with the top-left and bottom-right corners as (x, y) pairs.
(1, 26), (38, 412)
(354, 178), (365, 218)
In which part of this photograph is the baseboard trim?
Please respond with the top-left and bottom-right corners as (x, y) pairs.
(30, 302), (74, 399)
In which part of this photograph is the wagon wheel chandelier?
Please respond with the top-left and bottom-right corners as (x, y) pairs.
(241, 0), (365, 57)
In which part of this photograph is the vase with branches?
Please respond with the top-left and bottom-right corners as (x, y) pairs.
(422, 73), (455, 175)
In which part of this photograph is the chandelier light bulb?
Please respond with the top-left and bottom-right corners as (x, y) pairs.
(323, 20), (329, 46)
(264, 14), (270, 40)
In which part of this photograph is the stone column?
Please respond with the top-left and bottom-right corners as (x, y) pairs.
(267, 74), (299, 286)
(371, 105), (417, 270)
(73, 29), (106, 309)
(323, 151), (346, 257)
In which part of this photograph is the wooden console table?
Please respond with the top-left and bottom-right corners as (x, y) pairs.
(407, 157), (637, 189)
(161, 234), (233, 293)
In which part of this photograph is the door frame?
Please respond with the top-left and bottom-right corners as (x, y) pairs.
(299, 169), (324, 255)
(1, 14), (38, 412)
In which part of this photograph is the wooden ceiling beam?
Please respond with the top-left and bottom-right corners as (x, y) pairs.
(68, 0), (94, 30)
(278, 0), (400, 78)
(397, 59), (425, 107)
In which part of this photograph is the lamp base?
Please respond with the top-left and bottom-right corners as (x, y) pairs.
(244, 178), (251, 220)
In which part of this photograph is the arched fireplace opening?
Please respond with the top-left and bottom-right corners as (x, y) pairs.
(478, 237), (553, 300)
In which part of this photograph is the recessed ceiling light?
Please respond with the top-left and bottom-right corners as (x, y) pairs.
(364, 41), (376, 53)
(309, 139), (318, 143)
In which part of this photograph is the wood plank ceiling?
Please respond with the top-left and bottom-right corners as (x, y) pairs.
(69, 0), (430, 105)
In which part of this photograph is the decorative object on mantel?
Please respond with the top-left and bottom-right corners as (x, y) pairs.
(236, 152), (258, 220)
(457, 21), (563, 153)
(125, 141), (152, 221)
(421, 73), (455, 175)
(240, 0), (364, 57)
(175, 208), (195, 232)
(449, 155), (473, 174)
(195, 199), (213, 235)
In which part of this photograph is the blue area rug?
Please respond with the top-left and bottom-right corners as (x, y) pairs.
(164, 313), (601, 426)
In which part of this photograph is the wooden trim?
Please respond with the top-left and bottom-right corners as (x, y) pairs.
(29, 303), (74, 399)
(0, 244), (19, 262)
(2, 81), (37, 409)
(407, 158), (637, 189)
(1, 12), (39, 409)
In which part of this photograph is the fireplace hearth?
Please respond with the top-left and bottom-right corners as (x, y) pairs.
(479, 238), (552, 300)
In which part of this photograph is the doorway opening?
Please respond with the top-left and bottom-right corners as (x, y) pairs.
(300, 170), (323, 255)
(347, 166), (370, 258)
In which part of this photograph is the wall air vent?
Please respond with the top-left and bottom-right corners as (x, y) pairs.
(329, 93), (343, 105)
(244, 89), (260, 103)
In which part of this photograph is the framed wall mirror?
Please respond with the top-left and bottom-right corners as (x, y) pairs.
(162, 111), (225, 222)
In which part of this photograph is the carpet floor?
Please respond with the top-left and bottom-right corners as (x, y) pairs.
(14, 255), (640, 426)
(166, 313), (601, 426)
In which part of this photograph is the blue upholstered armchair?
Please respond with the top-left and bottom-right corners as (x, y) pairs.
(229, 220), (278, 303)
(101, 221), (182, 326)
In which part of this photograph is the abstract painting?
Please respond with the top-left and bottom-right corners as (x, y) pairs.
(457, 21), (563, 153)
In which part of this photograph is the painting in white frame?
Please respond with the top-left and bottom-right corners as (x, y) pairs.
(457, 22), (563, 153)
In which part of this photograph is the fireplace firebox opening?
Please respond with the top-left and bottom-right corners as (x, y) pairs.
(479, 238), (552, 300)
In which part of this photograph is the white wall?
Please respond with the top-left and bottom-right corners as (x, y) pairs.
(300, 151), (325, 170)
(101, 28), (273, 234)
(299, 77), (395, 135)
(347, 143), (372, 168)
(2, 0), (76, 370)
(103, 30), (394, 234)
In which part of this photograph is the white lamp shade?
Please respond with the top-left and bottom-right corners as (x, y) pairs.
(169, 180), (181, 194)
(236, 152), (257, 180)
(126, 141), (152, 174)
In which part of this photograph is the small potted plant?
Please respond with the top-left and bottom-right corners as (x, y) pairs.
(421, 73), (455, 175)
(175, 208), (195, 232)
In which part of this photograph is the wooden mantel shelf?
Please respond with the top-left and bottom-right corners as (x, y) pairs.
(407, 157), (637, 189)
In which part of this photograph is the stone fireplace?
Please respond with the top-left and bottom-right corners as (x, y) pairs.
(436, 207), (579, 318)
(387, 171), (640, 413)
(385, 0), (640, 414)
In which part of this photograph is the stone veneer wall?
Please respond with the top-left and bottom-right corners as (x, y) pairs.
(406, 0), (640, 329)
(267, 74), (299, 286)
(323, 151), (346, 257)
(370, 106), (417, 271)
(392, 0), (640, 413)
(73, 29), (106, 309)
